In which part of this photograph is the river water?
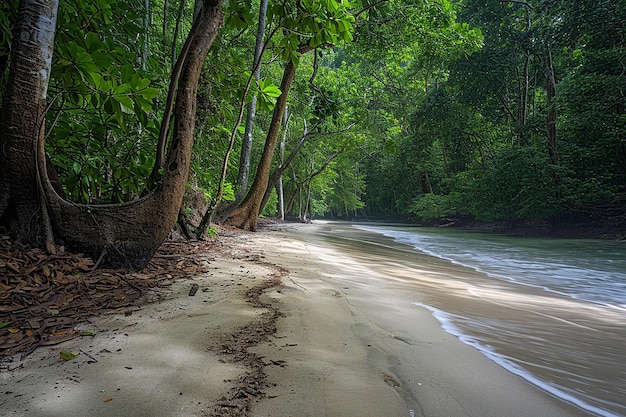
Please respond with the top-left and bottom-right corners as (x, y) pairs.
(318, 223), (626, 417)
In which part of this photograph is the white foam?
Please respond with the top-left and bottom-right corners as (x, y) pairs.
(412, 302), (623, 417)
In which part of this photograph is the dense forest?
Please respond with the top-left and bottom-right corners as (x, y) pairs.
(0, 0), (624, 268)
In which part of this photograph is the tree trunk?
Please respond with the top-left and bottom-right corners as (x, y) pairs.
(1, 0), (224, 270)
(545, 48), (558, 167)
(545, 47), (560, 188)
(209, 0), (269, 226)
(278, 110), (287, 220)
(236, 0), (268, 201)
(226, 60), (297, 230)
(0, 0), (59, 246)
(47, 0), (223, 269)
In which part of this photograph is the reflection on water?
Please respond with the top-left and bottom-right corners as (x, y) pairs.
(326, 223), (626, 417)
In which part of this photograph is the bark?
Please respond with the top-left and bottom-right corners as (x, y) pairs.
(0, 0), (59, 245)
(151, 0), (194, 183)
(226, 60), (297, 230)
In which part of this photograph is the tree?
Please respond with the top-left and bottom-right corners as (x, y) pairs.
(0, 0), (225, 270)
(224, 0), (355, 230)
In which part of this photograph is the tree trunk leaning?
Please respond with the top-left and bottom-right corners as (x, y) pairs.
(226, 60), (297, 231)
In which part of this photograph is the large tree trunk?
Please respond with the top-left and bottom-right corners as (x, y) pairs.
(0, 0), (59, 246)
(45, 0), (224, 270)
(1, 0), (224, 270)
(226, 60), (296, 230)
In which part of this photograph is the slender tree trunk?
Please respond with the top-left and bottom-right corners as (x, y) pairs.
(208, 0), (269, 227)
(163, 0), (169, 43)
(518, 51), (530, 144)
(236, 0), (268, 200)
(517, 3), (532, 145)
(172, 0), (187, 65)
(545, 47), (559, 189)
(278, 107), (287, 220)
(142, 0), (150, 70)
(227, 60), (297, 230)
(546, 48), (558, 166)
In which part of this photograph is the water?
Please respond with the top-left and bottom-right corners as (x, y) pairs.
(355, 225), (626, 311)
(340, 224), (626, 417)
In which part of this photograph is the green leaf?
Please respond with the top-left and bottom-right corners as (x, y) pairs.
(0, 322), (9, 330)
(261, 84), (281, 98)
(116, 95), (135, 114)
(59, 350), (78, 361)
(141, 87), (159, 100)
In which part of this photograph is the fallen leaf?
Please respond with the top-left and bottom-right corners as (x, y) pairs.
(103, 398), (113, 403)
(8, 328), (20, 333)
(80, 331), (96, 337)
(0, 322), (9, 329)
(52, 329), (74, 335)
(59, 350), (78, 361)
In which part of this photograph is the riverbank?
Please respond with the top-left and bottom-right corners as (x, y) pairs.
(365, 213), (626, 240)
(1, 222), (593, 416)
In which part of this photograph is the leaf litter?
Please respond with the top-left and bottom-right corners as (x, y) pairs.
(1, 220), (290, 417)
(0, 233), (216, 358)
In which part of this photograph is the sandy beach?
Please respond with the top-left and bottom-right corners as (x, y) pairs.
(1, 222), (593, 416)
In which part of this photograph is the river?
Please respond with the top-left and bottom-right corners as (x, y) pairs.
(317, 222), (626, 417)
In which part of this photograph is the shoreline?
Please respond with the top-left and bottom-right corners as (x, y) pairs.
(251, 222), (593, 417)
(1, 222), (594, 416)
(331, 215), (626, 240)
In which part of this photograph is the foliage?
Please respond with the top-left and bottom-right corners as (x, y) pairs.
(45, 0), (165, 203)
(2, 0), (623, 226)
(362, 0), (625, 223)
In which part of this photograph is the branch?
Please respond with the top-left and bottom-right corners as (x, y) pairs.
(354, 0), (389, 20)
(499, 0), (534, 9)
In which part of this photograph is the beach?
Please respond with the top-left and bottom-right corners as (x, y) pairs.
(1, 222), (594, 416)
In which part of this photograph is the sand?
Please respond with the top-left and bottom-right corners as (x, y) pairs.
(1, 222), (592, 417)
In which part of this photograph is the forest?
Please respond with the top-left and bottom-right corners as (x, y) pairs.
(0, 0), (624, 269)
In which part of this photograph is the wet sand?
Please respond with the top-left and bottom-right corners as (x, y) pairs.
(251, 222), (592, 417)
(1, 222), (594, 416)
